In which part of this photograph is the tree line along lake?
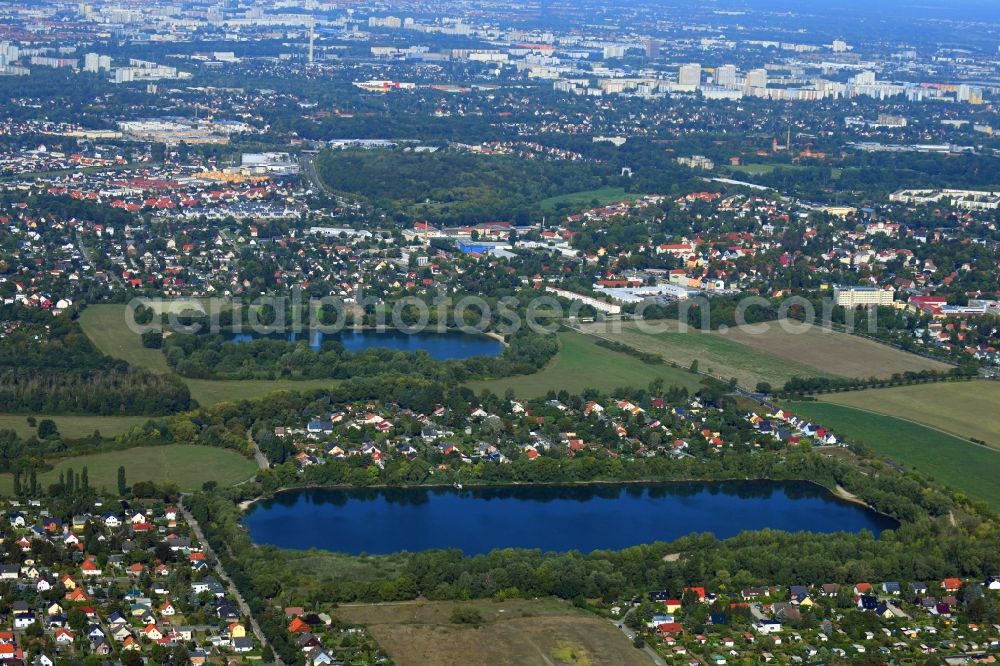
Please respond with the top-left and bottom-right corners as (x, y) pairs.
(242, 481), (897, 555)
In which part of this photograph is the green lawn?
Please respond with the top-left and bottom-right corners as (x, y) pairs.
(0, 414), (151, 439)
(79, 304), (170, 373)
(184, 378), (342, 407)
(729, 163), (798, 175)
(537, 186), (641, 211)
(0, 444), (258, 496)
(79, 304), (341, 407)
(820, 381), (1000, 448)
(730, 163), (841, 179)
(788, 401), (1000, 508)
(466, 330), (703, 399)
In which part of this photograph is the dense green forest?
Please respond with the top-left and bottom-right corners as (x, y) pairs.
(314, 149), (615, 224)
(0, 427), (107, 475)
(0, 306), (191, 415)
(735, 152), (1000, 202)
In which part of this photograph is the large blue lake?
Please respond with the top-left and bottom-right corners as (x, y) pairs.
(243, 481), (896, 555)
(230, 328), (502, 360)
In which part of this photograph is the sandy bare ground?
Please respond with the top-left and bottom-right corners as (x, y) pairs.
(337, 600), (651, 666)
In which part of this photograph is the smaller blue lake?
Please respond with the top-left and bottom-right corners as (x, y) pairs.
(243, 482), (896, 555)
(229, 328), (502, 361)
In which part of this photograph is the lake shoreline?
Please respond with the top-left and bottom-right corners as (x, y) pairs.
(237, 477), (891, 521)
(240, 479), (898, 555)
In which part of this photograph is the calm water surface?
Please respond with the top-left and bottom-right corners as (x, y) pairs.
(243, 481), (896, 555)
(230, 328), (502, 360)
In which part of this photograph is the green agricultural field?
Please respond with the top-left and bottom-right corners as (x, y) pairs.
(820, 381), (1000, 448)
(336, 599), (650, 666)
(580, 321), (834, 388)
(719, 320), (949, 380)
(580, 320), (946, 390)
(788, 401), (1000, 508)
(0, 414), (151, 439)
(537, 186), (641, 211)
(79, 304), (341, 407)
(0, 444), (258, 496)
(467, 329), (703, 399)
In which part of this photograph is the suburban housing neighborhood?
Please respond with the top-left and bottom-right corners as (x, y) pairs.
(0, 497), (384, 666)
(1, 0), (999, 664)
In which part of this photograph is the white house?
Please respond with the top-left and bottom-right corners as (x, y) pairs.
(14, 613), (36, 629)
(755, 620), (782, 634)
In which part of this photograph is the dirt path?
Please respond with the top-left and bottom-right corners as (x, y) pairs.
(523, 636), (557, 666)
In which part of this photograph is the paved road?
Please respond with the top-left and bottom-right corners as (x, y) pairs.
(179, 497), (283, 666)
(248, 433), (270, 470)
(77, 232), (123, 288)
(300, 152), (329, 194)
(749, 603), (768, 621)
(609, 619), (667, 666)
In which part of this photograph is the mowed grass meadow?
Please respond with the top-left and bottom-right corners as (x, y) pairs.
(79, 304), (170, 373)
(78, 304), (341, 407)
(819, 381), (1000, 448)
(182, 377), (343, 407)
(0, 414), (151, 439)
(467, 329), (704, 398)
(0, 445), (258, 496)
(335, 598), (649, 666)
(537, 186), (642, 211)
(789, 401), (1000, 508)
